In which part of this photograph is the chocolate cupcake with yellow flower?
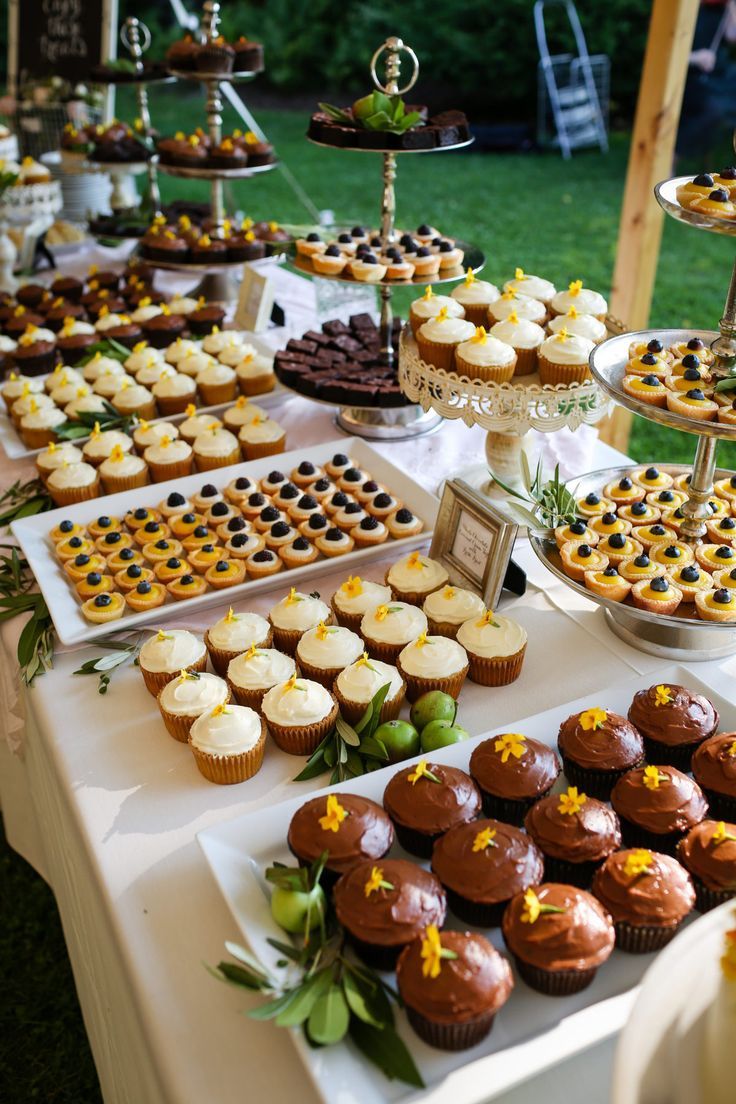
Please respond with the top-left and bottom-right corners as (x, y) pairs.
(524, 785), (622, 887)
(676, 818), (736, 911)
(611, 764), (708, 854)
(628, 682), (718, 769)
(691, 733), (736, 821)
(469, 732), (560, 825)
(383, 760), (480, 858)
(287, 792), (394, 885)
(592, 847), (694, 952)
(557, 707), (644, 799)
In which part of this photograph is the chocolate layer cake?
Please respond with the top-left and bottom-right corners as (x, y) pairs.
(307, 108), (469, 151)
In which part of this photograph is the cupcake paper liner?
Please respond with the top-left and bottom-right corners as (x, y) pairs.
(204, 627), (273, 677)
(425, 616), (463, 639)
(514, 956), (598, 996)
(457, 303), (491, 328)
(189, 720), (266, 784)
(238, 376), (275, 397)
(618, 815), (686, 857)
(333, 680), (404, 726)
(194, 447), (242, 472)
(642, 735), (704, 772)
(693, 877), (735, 913)
(147, 458), (193, 484)
(405, 1005), (497, 1051)
(344, 932), (406, 972)
(197, 381), (238, 406)
(156, 393), (194, 417)
(329, 597), (364, 633)
(542, 853), (602, 889)
(141, 652), (207, 697)
(700, 788), (736, 821)
(240, 436), (287, 461)
(265, 701), (338, 756)
(384, 573), (435, 606)
(395, 663), (469, 704)
(415, 334), (458, 373)
(159, 687), (231, 743)
(391, 822), (444, 860)
(48, 478), (102, 507)
(479, 790), (548, 827)
(512, 345), (539, 376)
(455, 351), (516, 384)
(295, 656), (347, 691)
(271, 618), (333, 656)
(361, 636), (405, 664)
(100, 469), (151, 495)
(466, 644), (526, 687)
(21, 426), (58, 449)
(614, 919), (682, 954)
(537, 355), (591, 388)
(226, 680), (272, 710)
(560, 755), (644, 801)
(444, 886), (508, 928)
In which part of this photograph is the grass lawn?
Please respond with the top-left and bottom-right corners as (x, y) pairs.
(4, 96), (736, 1103)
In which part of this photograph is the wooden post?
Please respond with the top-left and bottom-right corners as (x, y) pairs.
(600, 0), (699, 452)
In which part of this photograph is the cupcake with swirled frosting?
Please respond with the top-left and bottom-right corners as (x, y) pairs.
(550, 280), (608, 320)
(386, 551), (448, 605)
(157, 669), (229, 742)
(226, 645), (295, 709)
(489, 311), (545, 376)
(415, 308), (476, 372)
(268, 588), (331, 654)
(333, 652), (405, 724)
(330, 575), (391, 631)
(261, 675), (338, 755)
(296, 622), (364, 688)
(548, 307), (607, 344)
(138, 628), (207, 695)
(189, 702), (266, 784)
(456, 610), (527, 686)
(450, 269), (500, 326)
(455, 326), (517, 383)
(397, 631), (469, 702)
(409, 287), (465, 337)
(204, 606), (272, 675)
(503, 268), (556, 305)
(538, 328), (595, 387)
(423, 584), (486, 638)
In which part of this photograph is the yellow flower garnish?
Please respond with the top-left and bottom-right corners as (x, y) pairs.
(177, 668), (198, 681)
(435, 306), (449, 323)
(506, 309), (520, 324)
(558, 786), (587, 816)
(476, 609), (500, 627)
(225, 606), (237, 622)
(208, 421), (220, 433)
(159, 435), (172, 448)
(728, 739), (736, 758)
(243, 643), (262, 662)
(407, 759), (442, 786)
(138, 419), (150, 432)
(235, 396), (248, 409)
(315, 620), (334, 642)
(568, 279), (583, 296)
(464, 267), (476, 286)
(406, 550), (425, 570)
(472, 827), (497, 852)
(109, 444), (125, 463)
(211, 702), (230, 717)
(420, 924), (457, 978)
(356, 652), (376, 672)
(654, 684), (673, 707)
(520, 887), (566, 924)
(422, 285), (434, 301)
(156, 630), (172, 641)
(283, 673), (304, 693)
(319, 794), (348, 834)
(471, 325), (488, 345)
(91, 421), (101, 438)
(341, 575), (363, 598)
(46, 441), (56, 454)
(494, 733), (526, 763)
(374, 604), (390, 621)
(414, 631), (430, 649)
(721, 926), (736, 981)
(623, 849), (653, 878)
(555, 327), (569, 342)
(364, 865), (394, 898)
(285, 587), (301, 605)
(501, 290), (515, 301)
(442, 585), (456, 600)
(711, 821), (736, 845)
(185, 404), (196, 417)
(580, 707), (608, 731)
(514, 267), (525, 281)
(642, 765), (668, 791)
(566, 306), (579, 319)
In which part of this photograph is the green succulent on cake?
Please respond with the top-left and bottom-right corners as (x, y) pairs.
(319, 92), (421, 134)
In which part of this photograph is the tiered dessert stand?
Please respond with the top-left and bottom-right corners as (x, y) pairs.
(153, 0), (278, 302)
(284, 36), (485, 441)
(528, 173), (736, 660)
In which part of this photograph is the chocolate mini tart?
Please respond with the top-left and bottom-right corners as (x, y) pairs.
(382, 762), (481, 858)
(287, 793), (393, 885)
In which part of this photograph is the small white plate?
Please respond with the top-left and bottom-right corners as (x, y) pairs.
(198, 663), (734, 1104)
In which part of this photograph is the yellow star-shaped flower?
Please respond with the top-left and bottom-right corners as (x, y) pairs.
(711, 821), (736, 845)
(465, 267), (476, 286)
(494, 732), (527, 763)
(435, 306), (449, 323)
(579, 707), (608, 732)
(421, 924), (443, 978)
(318, 794), (348, 834)
(374, 604), (390, 622)
(654, 684), (673, 707)
(558, 786), (587, 816)
(568, 279), (583, 296)
(225, 606), (237, 623)
(623, 849), (653, 878)
(422, 285), (434, 301)
(642, 765), (668, 791)
(407, 759), (441, 786)
(315, 621), (333, 642)
(364, 865), (393, 898)
(341, 575), (363, 598)
(472, 827), (497, 852)
(471, 325), (487, 344)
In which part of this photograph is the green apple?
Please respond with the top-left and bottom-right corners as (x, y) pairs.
(373, 719), (420, 763)
(270, 884), (326, 934)
(410, 691), (457, 732)
(421, 720), (471, 752)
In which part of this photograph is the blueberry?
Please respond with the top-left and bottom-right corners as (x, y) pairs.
(94, 594), (112, 607)
(306, 232), (321, 242)
(337, 233), (351, 244)
(585, 493), (600, 506)
(640, 353), (657, 365)
(119, 547), (135, 561)
(104, 532), (121, 544)
(709, 188), (729, 202)
(211, 501), (229, 517)
(134, 507), (148, 520)
(166, 558), (180, 569)
(215, 560), (229, 572)
(181, 513), (196, 525)
(577, 544), (592, 558)
(642, 374), (661, 386)
(602, 512), (617, 525)
(731, 476), (736, 488)
(370, 236), (382, 248)
(631, 502), (647, 516)
(97, 515), (112, 528)
(714, 587), (733, 604)
(417, 223), (432, 235)
(252, 550), (273, 562)
(297, 495), (317, 510)
(719, 166), (736, 179)
(136, 581), (151, 594)
(658, 490), (675, 503)
(386, 248), (402, 261)
(416, 246), (431, 257)
(325, 245), (341, 257)
(86, 572), (102, 585)
(570, 520), (587, 534)
(325, 527), (343, 542)
(686, 388), (706, 401)
(634, 555), (650, 567)
(681, 354), (700, 370)
(646, 339), (664, 353)
(200, 484), (217, 497)
(403, 238), (419, 252)
(645, 467), (659, 480)
(362, 254), (378, 265)
(59, 519), (73, 533)
(687, 338), (705, 350)
(438, 240), (453, 253)
(663, 545), (681, 559)
(69, 536), (83, 549)
(271, 521), (290, 537)
(194, 525), (208, 538)
(729, 568), (736, 581)
(681, 566), (700, 582)
(651, 525), (666, 536)
(693, 173), (714, 186)
(360, 516), (379, 531)
(279, 484), (299, 500)
(230, 533), (248, 548)
(395, 508), (413, 523)
(260, 506), (280, 522)
(202, 544), (214, 553)
(330, 492), (348, 507)
(179, 574), (194, 585)
(167, 492), (185, 507)
(332, 453), (349, 467)
(344, 502), (362, 515)
(650, 577), (669, 592)
(399, 234), (414, 249)
(267, 470), (285, 484)
(74, 554), (90, 567)
(720, 517), (736, 530)
(674, 508), (685, 519)
(609, 533), (626, 549)
(227, 517), (246, 532)
(248, 493), (265, 507)
(292, 537), (309, 550)
(356, 243), (371, 256)
(235, 477), (251, 489)
(373, 493), (392, 508)
(362, 480), (379, 493)
(307, 514), (327, 530)
(716, 545), (734, 559)
(126, 564), (142, 578)
(144, 521), (160, 533)
(313, 478), (330, 492)
(603, 567), (618, 577)
(683, 367), (702, 382)
(351, 226), (366, 237)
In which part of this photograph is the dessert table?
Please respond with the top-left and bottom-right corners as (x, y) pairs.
(2, 254), (735, 1104)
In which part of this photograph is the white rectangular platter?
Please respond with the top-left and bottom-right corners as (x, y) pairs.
(12, 436), (438, 647)
(197, 663), (730, 1104)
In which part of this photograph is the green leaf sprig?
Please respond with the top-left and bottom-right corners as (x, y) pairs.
(0, 545), (55, 684)
(55, 399), (137, 442)
(491, 457), (577, 530)
(77, 337), (132, 367)
(319, 92), (421, 135)
(0, 477), (54, 527)
(73, 634), (142, 694)
(293, 683), (392, 785)
(209, 853), (423, 1089)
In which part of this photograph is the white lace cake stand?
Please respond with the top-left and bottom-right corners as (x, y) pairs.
(0, 180), (62, 291)
(398, 329), (612, 495)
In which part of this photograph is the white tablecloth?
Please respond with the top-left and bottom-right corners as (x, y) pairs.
(2, 254), (734, 1104)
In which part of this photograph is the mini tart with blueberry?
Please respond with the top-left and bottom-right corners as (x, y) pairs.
(624, 354), (669, 379)
(307, 477), (337, 503)
(695, 543), (736, 573)
(366, 492), (402, 520)
(631, 523), (678, 551)
(333, 503), (368, 528)
(298, 513), (330, 541)
(631, 466), (674, 491)
(253, 506), (288, 535)
(56, 536), (95, 562)
(351, 516), (389, 547)
(666, 388), (718, 421)
(706, 496), (730, 519)
(154, 557), (191, 583)
(188, 540), (227, 573)
(675, 174), (715, 206)
(240, 491), (270, 520)
(695, 587), (736, 622)
(182, 525), (217, 552)
(554, 520), (599, 548)
(291, 460), (325, 488)
(124, 507), (162, 531)
(105, 547), (144, 572)
(706, 516), (736, 544)
(64, 553), (108, 582)
(95, 531), (134, 556)
(646, 488), (687, 512)
(265, 521), (299, 550)
(125, 581), (167, 612)
(315, 528), (355, 557)
(158, 493), (192, 519)
(114, 563), (156, 592)
(690, 188), (736, 219)
(666, 564), (713, 602)
(274, 482), (300, 509)
(75, 572), (116, 600)
(659, 508), (692, 537)
(628, 337), (672, 362)
(245, 548), (284, 578)
(631, 575), (683, 615)
(618, 501), (660, 526)
(81, 591), (126, 623)
(87, 514), (121, 539)
(713, 565), (736, 590)
(311, 245), (349, 275)
(649, 540), (696, 568)
(225, 531), (266, 559)
(717, 400), (736, 425)
(133, 521), (171, 547)
(191, 485), (224, 512)
(669, 352), (708, 377)
(597, 533), (644, 566)
(665, 368), (713, 394)
(583, 567), (631, 602)
(618, 553), (661, 582)
(559, 541), (609, 582)
(338, 466), (371, 493)
(217, 516), (252, 543)
(204, 559), (246, 589)
(386, 508), (424, 539)
(575, 492), (616, 519)
(674, 472), (695, 494)
(205, 500), (239, 527)
(324, 490), (354, 515)
(224, 475), (259, 505)
(622, 373), (668, 406)
(603, 476), (646, 506)
(50, 519), (87, 543)
(324, 452), (356, 480)
(279, 537), (320, 568)
(590, 512), (632, 537)
(167, 572), (208, 600)
(170, 511), (208, 539)
(713, 475), (736, 504)
(260, 469), (289, 496)
(141, 538), (184, 564)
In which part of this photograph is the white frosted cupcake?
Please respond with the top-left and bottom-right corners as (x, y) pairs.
(196, 361), (237, 405)
(46, 460), (100, 506)
(112, 381), (156, 420)
(50, 378), (89, 405)
(158, 670), (230, 742)
(82, 428), (133, 466)
(177, 350), (217, 378)
(296, 622), (364, 688)
(136, 361), (176, 388)
(236, 351), (275, 396)
(223, 396), (267, 432)
(538, 328), (595, 387)
(152, 372), (197, 415)
(489, 311), (546, 376)
(178, 405), (222, 444)
(551, 280), (607, 320)
(19, 405), (66, 448)
(386, 551), (449, 605)
(132, 420), (180, 451)
(168, 296), (200, 316)
(99, 446), (149, 493)
(456, 610), (527, 686)
(409, 288), (465, 337)
(139, 628), (207, 695)
(192, 425), (241, 471)
(165, 338), (201, 366)
(488, 291), (546, 326)
(226, 645), (295, 709)
(35, 441), (83, 483)
(548, 307), (607, 344)
(238, 415), (286, 460)
(503, 268), (556, 305)
(269, 588), (331, 653)
(330, 575), (392, 631)
(91, 366), (128, 397)
(204, 606), (272, 675)
(261, 675), (338, 755)
(3, 372), (39, 407)
(416, 309), (476, 372)
(203, 329), (246, 354)
(454, 326), (517, 383)
(189, 702), (266, 784)
(450, 269), (501, 326)
(125, 344), (165, 374)
(360, 601), (429, 663)
(131, 302), (163, 324)
(334, 652), (406, 724)
(218, 341), (257, 368)
(144, 435), (193, 481)
(422, 584), (486, 638)
(64, 393), (108, 420)
(396, 631), (469, 702)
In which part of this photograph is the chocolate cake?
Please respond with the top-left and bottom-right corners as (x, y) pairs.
(307, 106), (471, 151)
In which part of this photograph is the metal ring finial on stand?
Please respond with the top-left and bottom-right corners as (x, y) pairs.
(121, 17), (151, 64)
(370, 38), (419, 95)
(202, 0), (221, 42)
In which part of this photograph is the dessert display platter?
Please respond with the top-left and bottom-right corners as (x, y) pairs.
(611, 899), (733, 1104)
(11, 437), (438, 645)
(529, 462), (736, 660)
(198, 662), (731, 1104)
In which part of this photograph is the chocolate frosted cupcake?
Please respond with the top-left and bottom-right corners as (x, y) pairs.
(383, 761), (481, 858)
(628, 682), (718, 769)
(502, 883), (615, 995)
(397, 929), (513, 1051)
(592, 848), (695, 952)
(432, 818), (544, 925)
(677, 818), (736, 912)
(692, 733), (736, 820)
(334, 858), (446, 970)
(287, 793), (393, 885)
(525, 786), (621, 887)
(611, 764), (708, 854)
(558, 706), (644, 798)
(469, 733), (560, 825)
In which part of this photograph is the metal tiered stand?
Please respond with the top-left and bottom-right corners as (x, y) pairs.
(528, 173), (736, 660)
(285, 37), (485, 441)
(154, 0), (278, 302)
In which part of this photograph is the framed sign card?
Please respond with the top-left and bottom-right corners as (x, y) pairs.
(430, 479), (521, 609)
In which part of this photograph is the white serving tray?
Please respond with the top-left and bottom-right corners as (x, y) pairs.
(12, 437), (438, 646)
(197, 663), (733, 1104)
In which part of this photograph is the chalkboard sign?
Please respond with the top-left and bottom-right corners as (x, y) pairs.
(7, 0), (118, 91)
